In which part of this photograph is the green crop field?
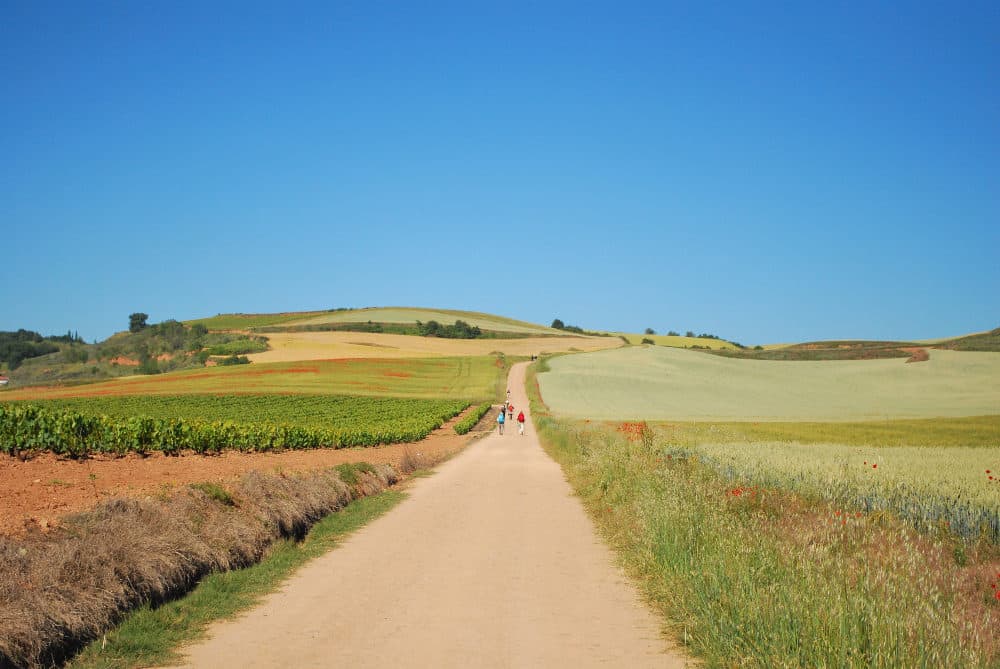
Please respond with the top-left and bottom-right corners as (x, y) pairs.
(647, 415), (1000, 448)
(5, 394), (464, 431)
(0, 394), (469, 456)
(537, 346), (1000, 421)
(1, 356), (504, 402)
(685, 441), (999, 541)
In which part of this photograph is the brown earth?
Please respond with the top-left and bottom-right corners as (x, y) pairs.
(903, 347), (931, 363)
(0, 407), (491, 537)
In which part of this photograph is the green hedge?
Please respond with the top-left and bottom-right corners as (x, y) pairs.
(0, 401), (467, 457)
(453, 402), (493, 435)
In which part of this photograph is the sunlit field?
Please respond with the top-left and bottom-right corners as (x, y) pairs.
(0, 356), (504, 401)
(279, 307), (560, 335)
(538, 346), (1000, 420)
(245, 330), (620, 363)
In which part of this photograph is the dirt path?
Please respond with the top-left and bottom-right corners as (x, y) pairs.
(167, 363), (688, 668)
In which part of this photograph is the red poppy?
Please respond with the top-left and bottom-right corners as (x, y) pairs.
(872, 464), (878, 469)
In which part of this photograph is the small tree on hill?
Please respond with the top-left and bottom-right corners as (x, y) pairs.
(551, 319), (565, 330)
(129, 313), (149, 333)
(644, 328), (656, 335)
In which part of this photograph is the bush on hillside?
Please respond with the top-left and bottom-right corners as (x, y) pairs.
(216, 355), (250, 366)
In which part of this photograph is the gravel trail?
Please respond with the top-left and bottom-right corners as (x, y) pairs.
(167, 362), (688, 668)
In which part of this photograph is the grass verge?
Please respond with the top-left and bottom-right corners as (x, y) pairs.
(67, 490), (404, 669)
(526, 360), (999, 668)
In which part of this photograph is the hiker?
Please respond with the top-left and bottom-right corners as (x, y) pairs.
(507, 403), (514, 421)
(497, 406), (506, 434)
(517, 410), (526, 435)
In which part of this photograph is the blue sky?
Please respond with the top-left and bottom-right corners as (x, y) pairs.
(3, 1), (998, 345)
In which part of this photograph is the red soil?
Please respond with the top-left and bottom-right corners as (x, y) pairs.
(0, 407), (490, 537)
(902, 347), (931, 363)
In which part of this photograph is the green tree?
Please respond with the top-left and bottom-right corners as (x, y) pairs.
(129, 312), (149, 333)
(551, 319), (565, 330)
(645, 328), (656, 335)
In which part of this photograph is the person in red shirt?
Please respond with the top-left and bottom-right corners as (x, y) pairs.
(517, 410), (526, 435)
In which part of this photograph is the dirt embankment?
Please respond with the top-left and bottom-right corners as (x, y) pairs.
(902, 347), (930, 363)
(0, 407), (492, 537)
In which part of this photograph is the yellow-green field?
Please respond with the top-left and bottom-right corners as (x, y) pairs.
(647, 415), (1000, 448)
(615, 333), (739, 350)
(185, 311), (332, 330)
(282, 307), (560, 335)
(0, 356), (503, 401)
(691, 441), (998, 528)
(538, 346), (1000, 421)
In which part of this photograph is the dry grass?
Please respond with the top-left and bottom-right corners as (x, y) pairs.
(0, 465), (398, 669)
(245, 330), (620, 364)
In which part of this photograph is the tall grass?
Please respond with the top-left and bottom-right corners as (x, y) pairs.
(65, 491), (405, 669)
(526, 362), (999, 668)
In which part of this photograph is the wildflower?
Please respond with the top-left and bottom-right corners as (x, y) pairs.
(872, 464), (877, 469)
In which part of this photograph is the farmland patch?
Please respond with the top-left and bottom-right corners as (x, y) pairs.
(1, 356), (507, 401)
(538, 346), (1000, 421)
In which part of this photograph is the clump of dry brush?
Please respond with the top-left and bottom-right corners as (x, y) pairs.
(0, 464), (397, 669)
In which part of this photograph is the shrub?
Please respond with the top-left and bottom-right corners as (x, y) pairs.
(216, 355), (250, 366)
(454, 402), (492, 435)
(63, 347), (89, 364)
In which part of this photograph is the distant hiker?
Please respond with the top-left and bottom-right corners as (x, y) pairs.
(497, 407), (506, 434)
(517, 410), (526, 435)
(507, 403), (514, 421)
